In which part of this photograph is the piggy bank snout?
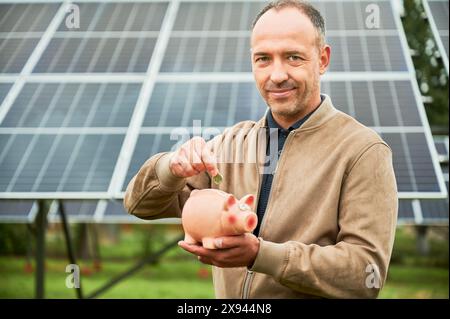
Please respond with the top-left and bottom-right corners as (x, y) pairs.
(225, 210), (257, 233)
(243, 212), (257, 232)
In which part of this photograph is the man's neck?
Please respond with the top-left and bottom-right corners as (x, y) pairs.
(271, 94), (322, 130)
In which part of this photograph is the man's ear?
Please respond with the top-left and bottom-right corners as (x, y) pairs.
(319, 45), (331, 75)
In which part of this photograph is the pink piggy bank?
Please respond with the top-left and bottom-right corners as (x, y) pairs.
(181, 189), (257, 249)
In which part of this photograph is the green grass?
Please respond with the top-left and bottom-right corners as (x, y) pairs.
(381, 265), (448, 298)
(0, 224), (448, 299)
(0, 255), (215, 299)
(380, 226), (449, 299)
(1, 256), (446, 299)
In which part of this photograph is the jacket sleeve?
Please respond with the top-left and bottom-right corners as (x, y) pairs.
(123, 152), (211, 220)
(250, 143), (398, 298)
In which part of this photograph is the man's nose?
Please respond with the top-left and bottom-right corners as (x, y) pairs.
(269, 62), (289, 84)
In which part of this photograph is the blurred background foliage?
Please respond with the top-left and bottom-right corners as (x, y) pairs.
(402, 0), (448, 133)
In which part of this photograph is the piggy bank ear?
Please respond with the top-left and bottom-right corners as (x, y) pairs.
(223, 195), (237, 211)
(240, 194), (255, 210)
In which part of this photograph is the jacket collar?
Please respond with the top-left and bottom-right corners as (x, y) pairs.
(256, 94), (337, 131)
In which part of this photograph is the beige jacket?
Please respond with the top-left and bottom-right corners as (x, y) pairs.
(124, 95), (398, 299)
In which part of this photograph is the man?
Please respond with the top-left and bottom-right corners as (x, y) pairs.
(124, 0), (398, 298)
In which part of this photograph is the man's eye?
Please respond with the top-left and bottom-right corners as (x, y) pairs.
(255, 56), (269, 62)
(288, 55), (302, 61)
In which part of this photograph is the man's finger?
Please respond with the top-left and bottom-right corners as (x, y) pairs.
(214, 235), (247, 249)
(178, 241), (211, 257)
(201, 146), (218, 176)
(198, 256), (213, 265)
(178, 158), (198, 176)
(187, 137), (204, 164)
(182, 143), (195, 164)
(192, 140), (206, 172)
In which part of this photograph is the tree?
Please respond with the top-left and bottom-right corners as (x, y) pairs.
(402, 0), (448, 133)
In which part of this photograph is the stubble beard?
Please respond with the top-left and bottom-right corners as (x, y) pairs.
(268, 76), (319, 119)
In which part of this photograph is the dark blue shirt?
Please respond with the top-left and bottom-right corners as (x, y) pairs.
(253, 95), (325, 236)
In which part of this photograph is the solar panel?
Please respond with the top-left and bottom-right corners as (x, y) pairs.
(0, 134), (124, 193)
(381, 132), (442, 193)
(0, 38), (41, 73)
(323, 80), (422, 127)
(330, 35), (408, 72)
(34, 37), (157, 73)
(44, 199), (181, 223)
(423, 0), (449, 74)
(47, 200), (99, 223)
(0, 3), (60, 32)
(172, 1), (397, 31)
(2, 83), (141, 128)
(56, 2), (168, 32)
(0, 199), (37, 223)
(161, 36), (252, 72)
(0, 83), (13, 104)
(421, 196), (449, 223)
(144, 82), (266, 127)
(399, 134), (448, 225)
(101, 199), (180, 223)
(399, 177), (448, 225)
(397, 200), (415, 224)
(435, 139), (449, 157)
(123, 133), (179, 191)
(434, 135), (449, 162)
(103, 200), (142, 223)
(0, 0), (446, 209)
(173, 2), (265, 31)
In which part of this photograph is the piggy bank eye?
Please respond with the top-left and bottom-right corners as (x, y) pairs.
(238, 203), (250, 211)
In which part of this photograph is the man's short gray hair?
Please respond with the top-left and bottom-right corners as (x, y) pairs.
(252, 0), (326, 48)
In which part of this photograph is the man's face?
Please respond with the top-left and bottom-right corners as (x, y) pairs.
(251, 7), (330, 119)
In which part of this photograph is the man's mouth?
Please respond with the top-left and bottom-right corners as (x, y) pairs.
(267, 88), (296, 99)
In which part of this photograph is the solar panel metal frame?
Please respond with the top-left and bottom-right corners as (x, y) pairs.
(0, 0), (446, 202)
(422, 0), (449, 75)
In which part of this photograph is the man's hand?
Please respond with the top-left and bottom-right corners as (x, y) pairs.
(178, 233), (260, 268)
(169, 137), (218, 178)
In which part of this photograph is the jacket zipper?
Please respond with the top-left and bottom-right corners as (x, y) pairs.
(241, 127), (263, 299)
(241, 130), (295, 299)
(241, 125), (264, 299)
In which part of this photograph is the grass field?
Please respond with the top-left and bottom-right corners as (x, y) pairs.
(0, 224), (448, 299)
